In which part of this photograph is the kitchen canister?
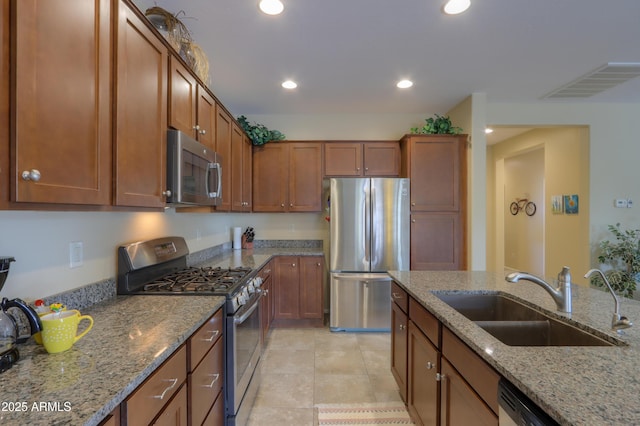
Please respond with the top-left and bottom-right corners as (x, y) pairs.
(232, 227), (242, 250)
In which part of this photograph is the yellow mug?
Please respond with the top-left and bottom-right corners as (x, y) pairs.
(40, 310), (93, 354)
(34, 305), (67, 345)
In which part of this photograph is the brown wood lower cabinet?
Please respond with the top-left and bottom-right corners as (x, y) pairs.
(152, 384), (188, 426)
(391, 285), (499, 426)
(390, 293), (408, 402)
(273, 255), (324, 327)
(123, 345), (187, 425)
(439, 359), (497, 426)
(407, 321), (440, 426)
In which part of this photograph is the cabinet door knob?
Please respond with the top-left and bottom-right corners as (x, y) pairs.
(281, 203), (285, 207)
(436, 373), (446, 381)
(411, 202), (416, 206)
(292, 263), (296, 267)
(199, 129), (207, 135)
(317, 262), (321, 266)
(411, 219), (416, 223)
(426, 361), (434, 370)
(193, 125), (200, 130)
(162, 190), (172, 197)
(399, 324), (406, 330)
(356, 167), (360, 171)
(21, 169), (41, 182)
(365, 167), (369, 171)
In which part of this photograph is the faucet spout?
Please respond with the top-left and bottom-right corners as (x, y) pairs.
(505, 267), (572, 313)
(584, 268), (633, 333)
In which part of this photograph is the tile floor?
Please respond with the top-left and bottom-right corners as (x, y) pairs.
(247, 327), (403, 425)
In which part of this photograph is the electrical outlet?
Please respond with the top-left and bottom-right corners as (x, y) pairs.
(628, 198), (634, 208)
(69, 241), (83, 268)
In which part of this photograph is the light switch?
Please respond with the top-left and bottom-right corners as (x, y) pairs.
(69, 241), (83, 268)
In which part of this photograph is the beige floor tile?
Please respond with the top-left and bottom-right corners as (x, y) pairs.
(314, 350), (367, 375)
(314, 329), (361, 351)
(261, 349), (315, 374)
(266, 328), (316, 351)
(247, 407), (314, 426)
(369, 373), (404, 403)
(253, 372), (314, 408)
(314, 373), (378, 404)
(361, 349), (391, 375)
(356, 332), (392, 351)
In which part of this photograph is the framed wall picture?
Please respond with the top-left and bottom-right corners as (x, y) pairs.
(551, 195), (563, 214)
(564, 194), (579, 214)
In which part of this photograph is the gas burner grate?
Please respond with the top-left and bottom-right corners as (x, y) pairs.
(142, 266), (253, 294)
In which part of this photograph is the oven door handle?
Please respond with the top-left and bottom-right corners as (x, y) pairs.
(234, 297), (260, 325)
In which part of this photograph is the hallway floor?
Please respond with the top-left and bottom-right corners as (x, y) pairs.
(247, 327), (403, 425)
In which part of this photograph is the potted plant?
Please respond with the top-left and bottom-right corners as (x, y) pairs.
(410, 114), (463, 135)
(237, 115), (286, 146)
(589, 223), (640, 298)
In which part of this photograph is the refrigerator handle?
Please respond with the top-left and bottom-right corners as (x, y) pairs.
(364, 180), (371, 265)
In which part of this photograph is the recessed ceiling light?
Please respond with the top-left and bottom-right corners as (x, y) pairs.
(443, 0), (471, 15)
(282, 80), (297, 89)
(397, 79), (413, 89)
(259, 0), (284, 15)
(485, 128), (494, 134)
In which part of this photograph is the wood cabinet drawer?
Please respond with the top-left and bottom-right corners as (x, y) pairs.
(152, 383), (188, 426)
(202, 391), (224, 426)
(125, 345), (187, 426)
(189, 309), (223, 371)
(391, 282), (408, 313)
(190, 338), (224, 426)
(409, 297), (440, 348)
(442, 327), (499, 415)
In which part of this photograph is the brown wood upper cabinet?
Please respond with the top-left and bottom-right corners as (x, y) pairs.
(114, 0), (168, 208)
(231, 127), (252, 212)
(400, 135), (467, 270)
(168, 56), (215, 148)
(324, 142), (400, 177)
(215, 105), (233, 211)
(10, 0), (112, 205)
(253, 142), (323, 212)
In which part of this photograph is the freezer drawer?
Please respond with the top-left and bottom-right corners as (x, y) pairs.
(330, 273), (391, 332)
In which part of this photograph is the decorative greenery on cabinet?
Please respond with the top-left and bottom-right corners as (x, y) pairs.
(237, 115), (286, 146)
(410, 114), (463, 135)
(590, 223), (640, 298)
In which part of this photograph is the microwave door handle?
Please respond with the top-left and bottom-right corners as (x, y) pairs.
(206, 162), (221, 198)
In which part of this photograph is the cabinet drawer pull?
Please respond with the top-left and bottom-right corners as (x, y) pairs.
(202, 373), (220, 388)
(152, 378), (178, 400)
(392, 292), (403, 299)
(202, 329), (219, 342)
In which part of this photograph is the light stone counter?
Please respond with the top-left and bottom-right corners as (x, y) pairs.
(0, 295), (225, 426)
(388, 270), (640, 426)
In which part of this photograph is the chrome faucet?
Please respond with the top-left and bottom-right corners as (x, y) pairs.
(505, 266), (572, 313)
(584, 268), (633, 333)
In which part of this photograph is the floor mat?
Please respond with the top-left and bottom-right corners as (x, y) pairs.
(315, 402), (414, 425)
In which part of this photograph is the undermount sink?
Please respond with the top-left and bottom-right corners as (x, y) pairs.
(436, 293), (620, 347)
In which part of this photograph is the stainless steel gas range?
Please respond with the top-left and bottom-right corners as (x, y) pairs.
(117, 236), (263, 426)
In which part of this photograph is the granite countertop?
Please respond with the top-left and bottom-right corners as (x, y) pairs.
(388, 270), (640, 426)
(0, 246), (325, 426)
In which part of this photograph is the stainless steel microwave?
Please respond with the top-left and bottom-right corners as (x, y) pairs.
(166, 129), (222, 206)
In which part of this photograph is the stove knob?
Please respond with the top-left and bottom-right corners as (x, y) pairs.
(236, 294), (246, 306)
(253, 277), (263, 288)
(247, 282), (255, 294)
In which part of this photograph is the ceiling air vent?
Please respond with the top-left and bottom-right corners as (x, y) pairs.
(543, 62), (640, 99)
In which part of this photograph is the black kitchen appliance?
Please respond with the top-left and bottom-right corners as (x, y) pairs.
(0, 257), (43, 373)
(117, 237), (264, 426)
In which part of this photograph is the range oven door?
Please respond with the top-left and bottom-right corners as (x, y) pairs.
(226, 293), (262, 425)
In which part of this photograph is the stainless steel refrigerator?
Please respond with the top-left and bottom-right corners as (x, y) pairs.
(329, 178), (410, 331)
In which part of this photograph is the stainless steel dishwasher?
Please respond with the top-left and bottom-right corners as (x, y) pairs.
(498, 378), (558, 426)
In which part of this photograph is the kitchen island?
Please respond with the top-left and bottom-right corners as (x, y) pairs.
(389, 270), (640, 425)
(0, 245), (324, 426)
